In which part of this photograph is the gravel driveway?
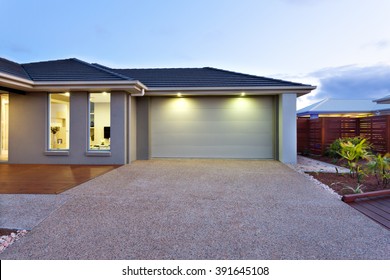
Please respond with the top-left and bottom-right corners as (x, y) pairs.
(1, 159), (389, 259)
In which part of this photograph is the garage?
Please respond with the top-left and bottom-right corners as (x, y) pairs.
(150, 96), (275, 159)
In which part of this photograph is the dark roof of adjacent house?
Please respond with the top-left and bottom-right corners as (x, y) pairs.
(21, 58), (131, 82)
(103, 66), (310, 88)
(297, 98), (390, 116)
(0, 57), (31, 80)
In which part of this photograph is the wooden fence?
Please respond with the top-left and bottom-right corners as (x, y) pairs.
(297, 116), (390, 155)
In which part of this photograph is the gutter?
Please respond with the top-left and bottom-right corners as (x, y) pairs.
(145, 85), (316, 97)
(0, 71), (148, 94)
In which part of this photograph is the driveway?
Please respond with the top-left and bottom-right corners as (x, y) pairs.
(1, 159), (389, 259)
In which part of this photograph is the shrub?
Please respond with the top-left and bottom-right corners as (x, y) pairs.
(326, 137), (371, 158)
(367, 153), (390, 186)
(338, 138), (371, 183)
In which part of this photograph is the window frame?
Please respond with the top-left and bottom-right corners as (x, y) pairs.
(87, 92), (111, 153)
(47, 93), (70, 152)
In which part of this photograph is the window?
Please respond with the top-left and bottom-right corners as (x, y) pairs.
(49, 93), (70, 150)
(0, 93), (9, 161)
(89, 92), (110, 150)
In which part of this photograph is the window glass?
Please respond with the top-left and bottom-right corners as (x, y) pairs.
(89, 92), (110, 150)
(49, 93), (70, 150)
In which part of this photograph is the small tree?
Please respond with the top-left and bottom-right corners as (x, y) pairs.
(367, 153), (390, 187)
(338, 138), (371, 183)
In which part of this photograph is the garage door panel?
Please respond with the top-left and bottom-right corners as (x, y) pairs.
(152, 145), (273, 159)
(152, 120), (273, 134)
(151, 96), (274, 159)
(154, 132), (272, 146)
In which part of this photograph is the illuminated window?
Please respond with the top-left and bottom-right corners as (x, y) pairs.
(89, 92), (110, 150)
(49, 93), (70, 150)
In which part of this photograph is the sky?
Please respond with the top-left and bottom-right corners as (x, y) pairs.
(2, 0), (390, 109)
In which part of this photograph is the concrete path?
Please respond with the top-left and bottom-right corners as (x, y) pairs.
(291, 156), (350, 173)
(1, 159), (389, 259)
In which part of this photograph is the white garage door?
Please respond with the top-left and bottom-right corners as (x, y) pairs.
(151, 96), (274, 159)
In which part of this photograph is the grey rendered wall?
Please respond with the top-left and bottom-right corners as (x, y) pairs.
(278, 93), (297, 164)
(129, 96), (137, 162)
(9, 91), (128, 164)
(136, 96), (150, 160)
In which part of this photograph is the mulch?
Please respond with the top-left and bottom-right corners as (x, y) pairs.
(0, 229), (17, 236)
(303, 155), (389, 195)
(308, 172), (389, 195)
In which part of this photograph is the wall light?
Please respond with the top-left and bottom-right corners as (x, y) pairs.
(177, 92), (182, 97)
(102, 91), (108, 95)
(241, 92), (246, 97)
(64, 92), (70, 96)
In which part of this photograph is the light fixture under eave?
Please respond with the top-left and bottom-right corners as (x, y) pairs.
(240, 92), (246, 97)
(64, 92), (70, 96)
(177, 92), (182, 97)
(102, 91), (108, 96)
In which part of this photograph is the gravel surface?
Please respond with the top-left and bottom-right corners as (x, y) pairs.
(1, 159), (389, 259)
(286, 156), (343, 199)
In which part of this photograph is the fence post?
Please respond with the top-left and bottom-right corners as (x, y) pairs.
(387, 116), (390, 154)
(356, 118), (360, 137)
(321, 118), (325, 155)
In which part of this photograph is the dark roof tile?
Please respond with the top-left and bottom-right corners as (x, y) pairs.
(21, 58), (131, 82)
(0, 57), (31, 80)
(108, 66), (310, 88)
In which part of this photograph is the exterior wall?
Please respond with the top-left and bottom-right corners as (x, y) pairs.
(278, 93), (297, 163)
(8, 91), (299, 164)
(136, 97), (150, 160)
(9, 91), (128, 164)
(128, 96), (137, 162)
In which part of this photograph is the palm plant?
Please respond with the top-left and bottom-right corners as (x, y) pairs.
(367, 153), (390, 186)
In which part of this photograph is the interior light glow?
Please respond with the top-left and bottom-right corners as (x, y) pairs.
(64, 92), (70, 96)
(102, 91), (108, 95)
(177, 92), (182, 97)
(241, 92), (246, 97)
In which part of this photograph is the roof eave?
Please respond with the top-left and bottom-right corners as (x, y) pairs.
(0, 72), (34, 91)
(373, 96), (390, 104)
(145, 86), (316, 96)
(297, 110), (376, 116)
(0, 73), (147, 94)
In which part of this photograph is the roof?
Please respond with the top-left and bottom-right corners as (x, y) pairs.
(297, 98), (390, 116)
(0, 57), (315, 93)
(22, 58), (131, 82)
(104, 66), (310, 88)
(0, 57), (31, 80)
(373, 95), (390, 104)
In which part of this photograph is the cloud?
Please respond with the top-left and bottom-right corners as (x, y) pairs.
(294, 64), (390, 109)
(312, 64), (390, 99)
(362, 39), (390, 50)
(0, 43), (31, 54)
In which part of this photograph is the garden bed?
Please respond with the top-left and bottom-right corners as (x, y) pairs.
(308, 171), (389, 195)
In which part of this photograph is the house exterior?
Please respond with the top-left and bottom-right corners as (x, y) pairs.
(374, 95), (390, 104)
(297, 98), (390, 119)
(0, 57), (315, 165)
(297, 98), (390, 155)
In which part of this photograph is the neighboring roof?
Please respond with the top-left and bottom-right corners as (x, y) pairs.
(0, 57), (31, 80)
(100, 66), (312, 89)
(21, 58), (131, 82)
(373, 95), (390, 104)
(297, 98), (390, 116)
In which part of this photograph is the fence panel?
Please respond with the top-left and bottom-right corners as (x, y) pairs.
(297, 116), (389, 156)
(359, 116), (390, 154)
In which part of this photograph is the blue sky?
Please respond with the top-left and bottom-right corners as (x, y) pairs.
(2, 0), (390, 108)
